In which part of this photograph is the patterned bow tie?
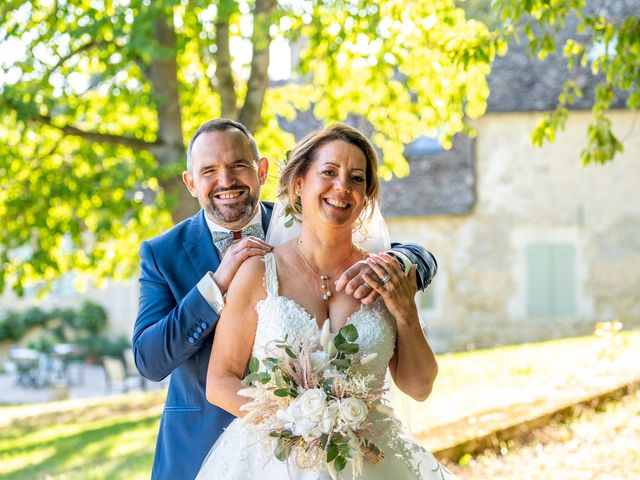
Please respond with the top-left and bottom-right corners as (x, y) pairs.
(211, 223), (265, 254)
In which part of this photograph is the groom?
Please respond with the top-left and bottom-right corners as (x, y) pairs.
(133, 118), (438, 479)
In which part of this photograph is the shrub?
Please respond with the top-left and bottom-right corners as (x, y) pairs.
(77, 335), (130, 362)
(0, 301), (108, 343)
(75, 301), (108, 334)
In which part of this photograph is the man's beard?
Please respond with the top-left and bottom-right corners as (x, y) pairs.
(205, 188), (258, 227)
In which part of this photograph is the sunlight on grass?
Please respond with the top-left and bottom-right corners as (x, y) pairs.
(2, 330), (639, 480)
(449, 391), (640, 479)
(0, 446), (55, 476)
(0, 404), (159, 480)
(406, 329), (640, 437)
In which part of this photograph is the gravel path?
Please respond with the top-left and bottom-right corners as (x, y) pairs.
(445, 391), (640, 480)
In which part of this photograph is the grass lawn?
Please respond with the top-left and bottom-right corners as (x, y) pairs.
(446, 390), (640, 479)
(0, 393), (163, 480)
(408, 328), (640, 447)
(1, 329), (639, 479)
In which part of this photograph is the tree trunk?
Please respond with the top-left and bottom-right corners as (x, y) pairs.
(239, 0), (276, 133)
(215, 17), (238, 119)
(148, 13), (198, 223)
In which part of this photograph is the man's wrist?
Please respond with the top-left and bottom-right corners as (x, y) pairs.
(196, 272), (226, 313)
(386, 250), (411, 276)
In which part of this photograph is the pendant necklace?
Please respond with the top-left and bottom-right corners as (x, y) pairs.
(297, 241), (354, 302)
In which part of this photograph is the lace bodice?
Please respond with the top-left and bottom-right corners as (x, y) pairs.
(254, 253), (397, 386)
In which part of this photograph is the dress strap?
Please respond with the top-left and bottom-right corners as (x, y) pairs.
(263, 252), (279, 297)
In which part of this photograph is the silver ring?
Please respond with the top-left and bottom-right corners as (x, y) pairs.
(380, 274), (392, 285)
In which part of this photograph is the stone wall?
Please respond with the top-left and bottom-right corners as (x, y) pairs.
(385, 110), (640, 352)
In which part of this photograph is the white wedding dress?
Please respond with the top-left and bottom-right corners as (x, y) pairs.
(196, 253), (457, 479)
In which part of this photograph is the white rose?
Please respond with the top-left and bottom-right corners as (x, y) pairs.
(297, 388), (327, 418)
(279, 389), (329, 441)
(338, 397), (368, 429)
(310, 351), (330, 372)
(292, 417), (318, 440)
(318, 400), (338, 434)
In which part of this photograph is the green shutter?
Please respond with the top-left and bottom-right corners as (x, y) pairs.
(551, 245), (576, 315)
(527, 244), (576, 316)
(527, 245), (551, 315)
(418, 282), (436, 310)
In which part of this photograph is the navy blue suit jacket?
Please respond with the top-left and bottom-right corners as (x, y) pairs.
(133, 202), (436, 479)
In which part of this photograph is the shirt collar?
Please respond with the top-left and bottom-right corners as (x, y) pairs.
(205, 206), (262, 235)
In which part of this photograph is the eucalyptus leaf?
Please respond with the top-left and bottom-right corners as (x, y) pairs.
(332, 358), (351, 369)
(340, 324), (358, 342)
(263, 357), (282, 370)
(248, 357), (259, 373)
(336, 342), (359, 355)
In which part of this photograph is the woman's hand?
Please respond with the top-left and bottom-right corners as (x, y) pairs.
(362, 252), (419, 324)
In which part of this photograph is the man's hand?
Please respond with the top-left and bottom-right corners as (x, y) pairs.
(212, 237), (272, 294)
(335, 258), (382, 305)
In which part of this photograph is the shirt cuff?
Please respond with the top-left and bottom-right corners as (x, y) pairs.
(196, 272), (226, 314)
(386, 250), (412, 277)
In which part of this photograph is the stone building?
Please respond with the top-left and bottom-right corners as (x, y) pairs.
(381, 17), (640, 351)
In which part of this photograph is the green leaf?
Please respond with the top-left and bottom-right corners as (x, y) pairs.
(323, 377), (334, 392)
(338, 443), (356, 459)
(332, 433), (348, 443)
(263, 357), (282, 370)
(275, 441), (292, 462)
(332, 358), (351, 369)
(242, 372), (260, 385)
(339, 324), (358, 342)
(333, 334), (346, 348)
(284, 347), (297, 359)
(326, 443), (339, 463)
(336, 342), (359, 355)
(248, 357), (259, 373)
(334, 455), (347, 472)
(273, 388), (292, 397)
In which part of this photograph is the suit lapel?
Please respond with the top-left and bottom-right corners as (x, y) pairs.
(261, 201), (274, 234)
(184, 210), (220, 278)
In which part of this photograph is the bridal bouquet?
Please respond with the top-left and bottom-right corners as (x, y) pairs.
(239, 321), (391, 477)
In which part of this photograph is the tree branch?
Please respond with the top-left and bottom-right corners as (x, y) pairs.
(38, 113), (160, 151)
(239, 0), (276, 132)
(43, 40), (103, 83)
(214, 14), (238, 118)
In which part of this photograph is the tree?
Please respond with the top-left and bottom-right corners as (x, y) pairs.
(494, 0), (640, 164)
(0, 0), (497, 294)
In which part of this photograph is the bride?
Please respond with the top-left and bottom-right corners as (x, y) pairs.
(196, 124), (456, 479)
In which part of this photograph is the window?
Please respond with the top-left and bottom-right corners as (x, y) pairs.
(417, 276), (438, 313)
(526, 244), (576, 316)
(418, 286), (436, 311)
